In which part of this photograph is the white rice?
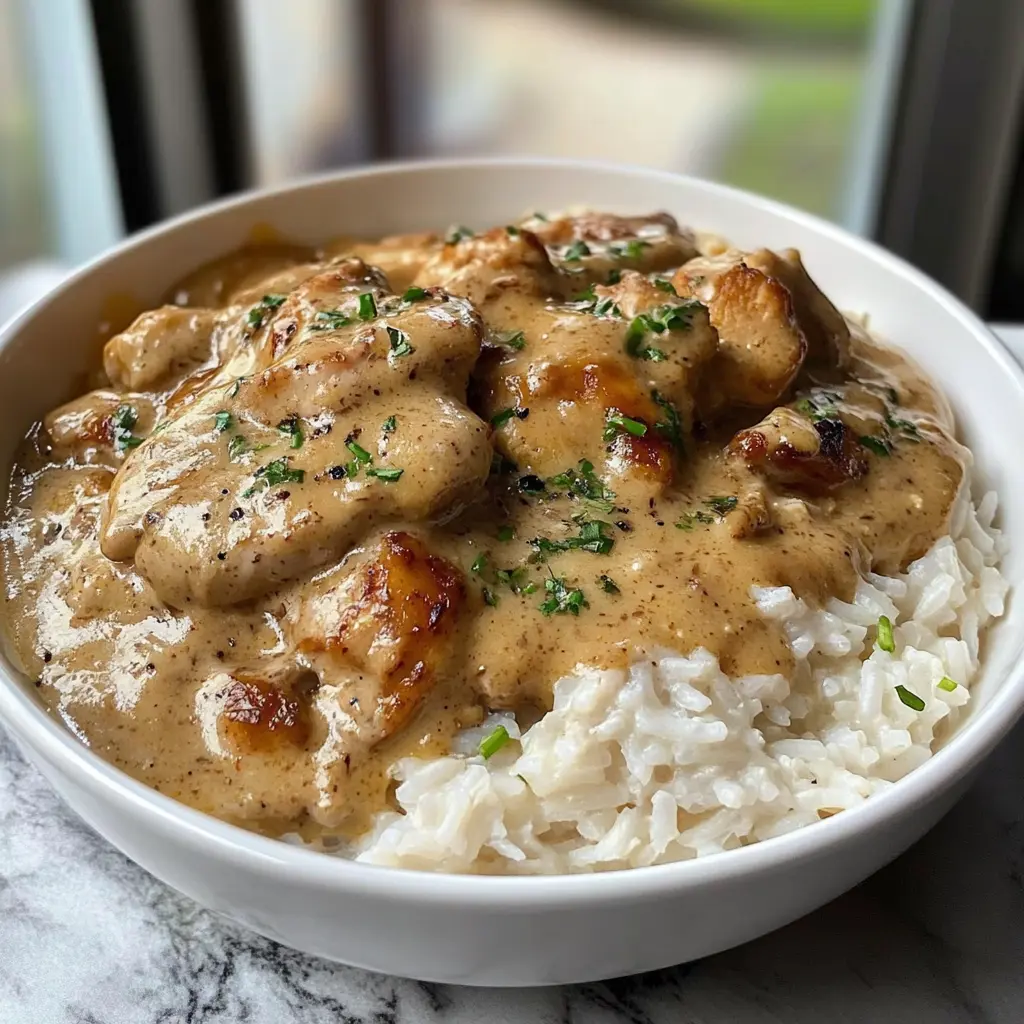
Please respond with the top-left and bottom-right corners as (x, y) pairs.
(352, 491), (1007, 874)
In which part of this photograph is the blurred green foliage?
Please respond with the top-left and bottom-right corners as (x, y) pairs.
(679, 0), (874, 35)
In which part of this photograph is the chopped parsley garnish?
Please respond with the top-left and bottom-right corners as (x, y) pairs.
(794, 390), (841, 422)
(227, 434), (249, 460)
(530, 520), (615, 560)
(562, 239), (591, 262)
(653, 277), (677, 294)
(705, 495), (738, 516)
(608, 239), (649, 260)
(401, 286), (428, 303)
(386, 325), (414, 359)
(482, 587), (498, 607)
(346, 439), (372, 464)
(885, 410), (921, 442)
(246, 293), (286, 329)
(497, 525), (515, 542)
(357, 293), (378, 321)
(496, 566), (536, 595)
(111, 404), (143, 452)
(506, 225), (520, 237)
(445, 225), (473, 244)
(876, 614), (895, 652)
(860, 435), (892, 457)
(277, 416), (303, 449)
(651, 390), (684, 451)
(675, 496), (737, 530)
(479, 724), (510, 758)
(895, 685), (924, 711)
(938, 676), (958, 692)
(365, 466), (403, 482)
(599, 574), (620, 594)
(214, 411), (233, 433)
(547, 459), (616, 513)
(494, 329), (526, 351)
(243, 457), (304, 497)
(382, 415), (397, 434)
(491, 408), (516, 429)
(539, 575), (587, 616)
(624, 301), (702, 361)
(310, 309), (352, 331)
(471, 553), (488, 575)
(569, 285), (622, 318)
(604, 412), (648, 441)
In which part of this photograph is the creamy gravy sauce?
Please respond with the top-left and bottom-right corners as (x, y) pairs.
(0, 213), (965, 840)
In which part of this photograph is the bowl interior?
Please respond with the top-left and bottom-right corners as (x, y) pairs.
(1, 158), (1022, 838)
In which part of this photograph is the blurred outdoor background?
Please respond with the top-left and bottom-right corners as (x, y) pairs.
(2, 0), (1024, 320)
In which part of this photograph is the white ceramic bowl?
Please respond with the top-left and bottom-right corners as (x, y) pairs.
(1, 160), (1023, 986)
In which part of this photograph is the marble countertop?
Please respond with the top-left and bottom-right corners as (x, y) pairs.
(2, 330), (1023, 1024)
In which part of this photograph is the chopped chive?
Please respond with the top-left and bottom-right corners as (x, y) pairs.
(479, 724), (510, 759)
(365, 466), (403, 482)
(310, 309), (352, 331)
(651, 390), (684, 452)
(562, 240), (591, 262)
(357, 293), (378, 321)
(497, 525), (515, 542)
(242, 457), (304, 498)
(214, 411), (233, 433)
(506, 225), (520, 237)
(382, 415), (397, 434)
(938, 676), (958, 692)
(277, 416), (303, 449)
(895, 685), (925, 711)
(860, 435), (891, 457)
(345, 440), (372, 464)
(876, 614), (895, 653)
(604, 413), (648, 441)
(653, 277), (677, 294)
(402, 286), (428, 303)
(491, 408), (516, 429)
(609, 239), (649, 260)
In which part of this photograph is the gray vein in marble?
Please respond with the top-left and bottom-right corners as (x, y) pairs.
(0, 718), (1022, 1024)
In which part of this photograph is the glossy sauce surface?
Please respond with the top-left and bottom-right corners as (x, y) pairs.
(0, 213), (965, 839)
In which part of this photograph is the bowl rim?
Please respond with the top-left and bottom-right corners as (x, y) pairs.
(2, 155), (1023, 906)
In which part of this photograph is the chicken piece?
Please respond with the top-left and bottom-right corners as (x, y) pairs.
(99, 275), (491, 608)
(414, 226), (561, 308)
(343, 232), (442, 292)
(674, 248), (849, 412)
(226, 261), (328, 308)
(103, 306), (225, 392)
(166, 242), (317, 307)
(292, 531), (466, 745)
(523, 211), (698, 285)
(729, 406), (868, 494)
(44, 390), (157, 465)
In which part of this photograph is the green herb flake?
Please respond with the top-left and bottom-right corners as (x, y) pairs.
(599, 574), (620, 594)
(506, 225), (520, 237)
(214, 411), (233, 433)
(495, 566), (534, 595)
(938, 676), (958, 692)
(494, 329), (526, 351)
(227, 434), (249, 460)
(562, 239), (592, 262)
(653, 277), (677, 295)
(382, 415), (397, 434)
(482, 587), (498, 607)
(876, 614), (896, 653)
(445, 225), (474, 244)
(246, 293), (286, 329)
(603, 412), (648, 441)
(365, 466), (403, 482)
(895, 684), (925, 712)
(491, 408), (516, 429)
(652, 390), (684, 452)
(357, 292), (378, 321)
(547, 459), (616, 513)
(277, 416), (303, 449)
(345, 439), (372, 464)
(386, 325), (414, 359)
(242, 457), (304, 498)
(705, 495), (738, 516)
(310, 309), (352, 331)
(497, 525), (515, 542)
(860, 435), (892, 457)
(479, 725), (510, 759)
(401, 286), (429, 303)
(111, 404), (143, 452)
(609, 239), (649, 260)
(471, 553), (489, 575)
(539, 575), (588, 616)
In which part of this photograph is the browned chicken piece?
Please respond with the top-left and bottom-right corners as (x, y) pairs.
(44, 390), (158, 465)
(166, 242), (317, 307)
(99, 272), (491, 608)
(522, 211), (698, 285)
(344, 232), (442, 292)
(673, 248), (849, 413)
(729, 406), (868, 494)
(414, 226), (561, 308)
